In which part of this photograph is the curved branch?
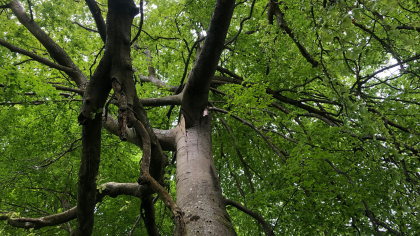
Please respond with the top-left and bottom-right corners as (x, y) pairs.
(9, 0), (87, 88)
(1, 182), (148, 230)
(72, 21), (98, 33)
(129, 112), (186, 236)
(0, 39), (76, 73)
(225, 198), (275, 236)
(224, 0), (257, 46)
(131, 0), (143, 44)
(85, 0), (107, 43)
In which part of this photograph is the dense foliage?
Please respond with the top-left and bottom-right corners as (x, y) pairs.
(1, 0), (419, 235)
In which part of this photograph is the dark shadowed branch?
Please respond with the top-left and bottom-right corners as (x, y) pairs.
(271, 0), (318, 67)
(0, 39), (76, 73)
(225, 198), (275, 236)
(224, 0), (257, 46)
(72, 21), (99, 33)
(181, 0), (235, 128)
(85, 0), (107, 43)
(9, 0), (88, 88)
(0, 182), (148, 230)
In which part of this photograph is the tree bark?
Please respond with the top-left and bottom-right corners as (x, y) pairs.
(75, 1), (139, 235)
(75, 114), (102, 236)
(175, 113), (236, 235)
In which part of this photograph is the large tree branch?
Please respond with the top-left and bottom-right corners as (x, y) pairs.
(139, 74), (177, 92)
(140, 94), (182, 107)
(103, 114), (142, 147)
(1, 182), (148, 230)
(75, 1), (139, 235)
(75, 113), (102, 236)
(0, 39), (76, 73)
(139, 74), (237, 93)
(103, 113), (177, 153)
(0, 208), (77, 230)
(9, 0), (88, 89)
(181, 0), (235, 128)
(225, 198), (275, 236)
(152, 128), (177, 151)
(85, 0), (107, 43)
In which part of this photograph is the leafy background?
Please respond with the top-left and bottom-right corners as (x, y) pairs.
(1, 0), (420, 235)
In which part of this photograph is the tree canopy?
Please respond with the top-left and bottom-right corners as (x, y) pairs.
(1, 0), (419, 235)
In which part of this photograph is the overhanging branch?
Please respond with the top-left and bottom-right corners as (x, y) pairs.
(1, 182), (148, 230)
(0, 39), (76, 73)
(225, 198), (275, 236)
(85, 0), (107, 43)
(9, 0), (88, 88)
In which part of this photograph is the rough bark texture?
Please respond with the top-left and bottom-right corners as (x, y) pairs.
(75, 113), (102, 236)
(75, 1), (138, 235)
(78, 0), (137, 125)
(175, 114), (236, 235)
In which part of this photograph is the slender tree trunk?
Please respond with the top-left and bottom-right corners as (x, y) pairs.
(75, 114), (102, 235)
(175, 114), (236, 235)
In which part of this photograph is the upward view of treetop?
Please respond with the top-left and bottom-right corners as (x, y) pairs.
(0, 0), (419, 235)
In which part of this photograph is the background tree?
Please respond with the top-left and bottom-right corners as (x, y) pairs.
(1, 0), (419, 235)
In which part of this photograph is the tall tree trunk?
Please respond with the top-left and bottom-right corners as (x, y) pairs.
(175, 114), (236, 235)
